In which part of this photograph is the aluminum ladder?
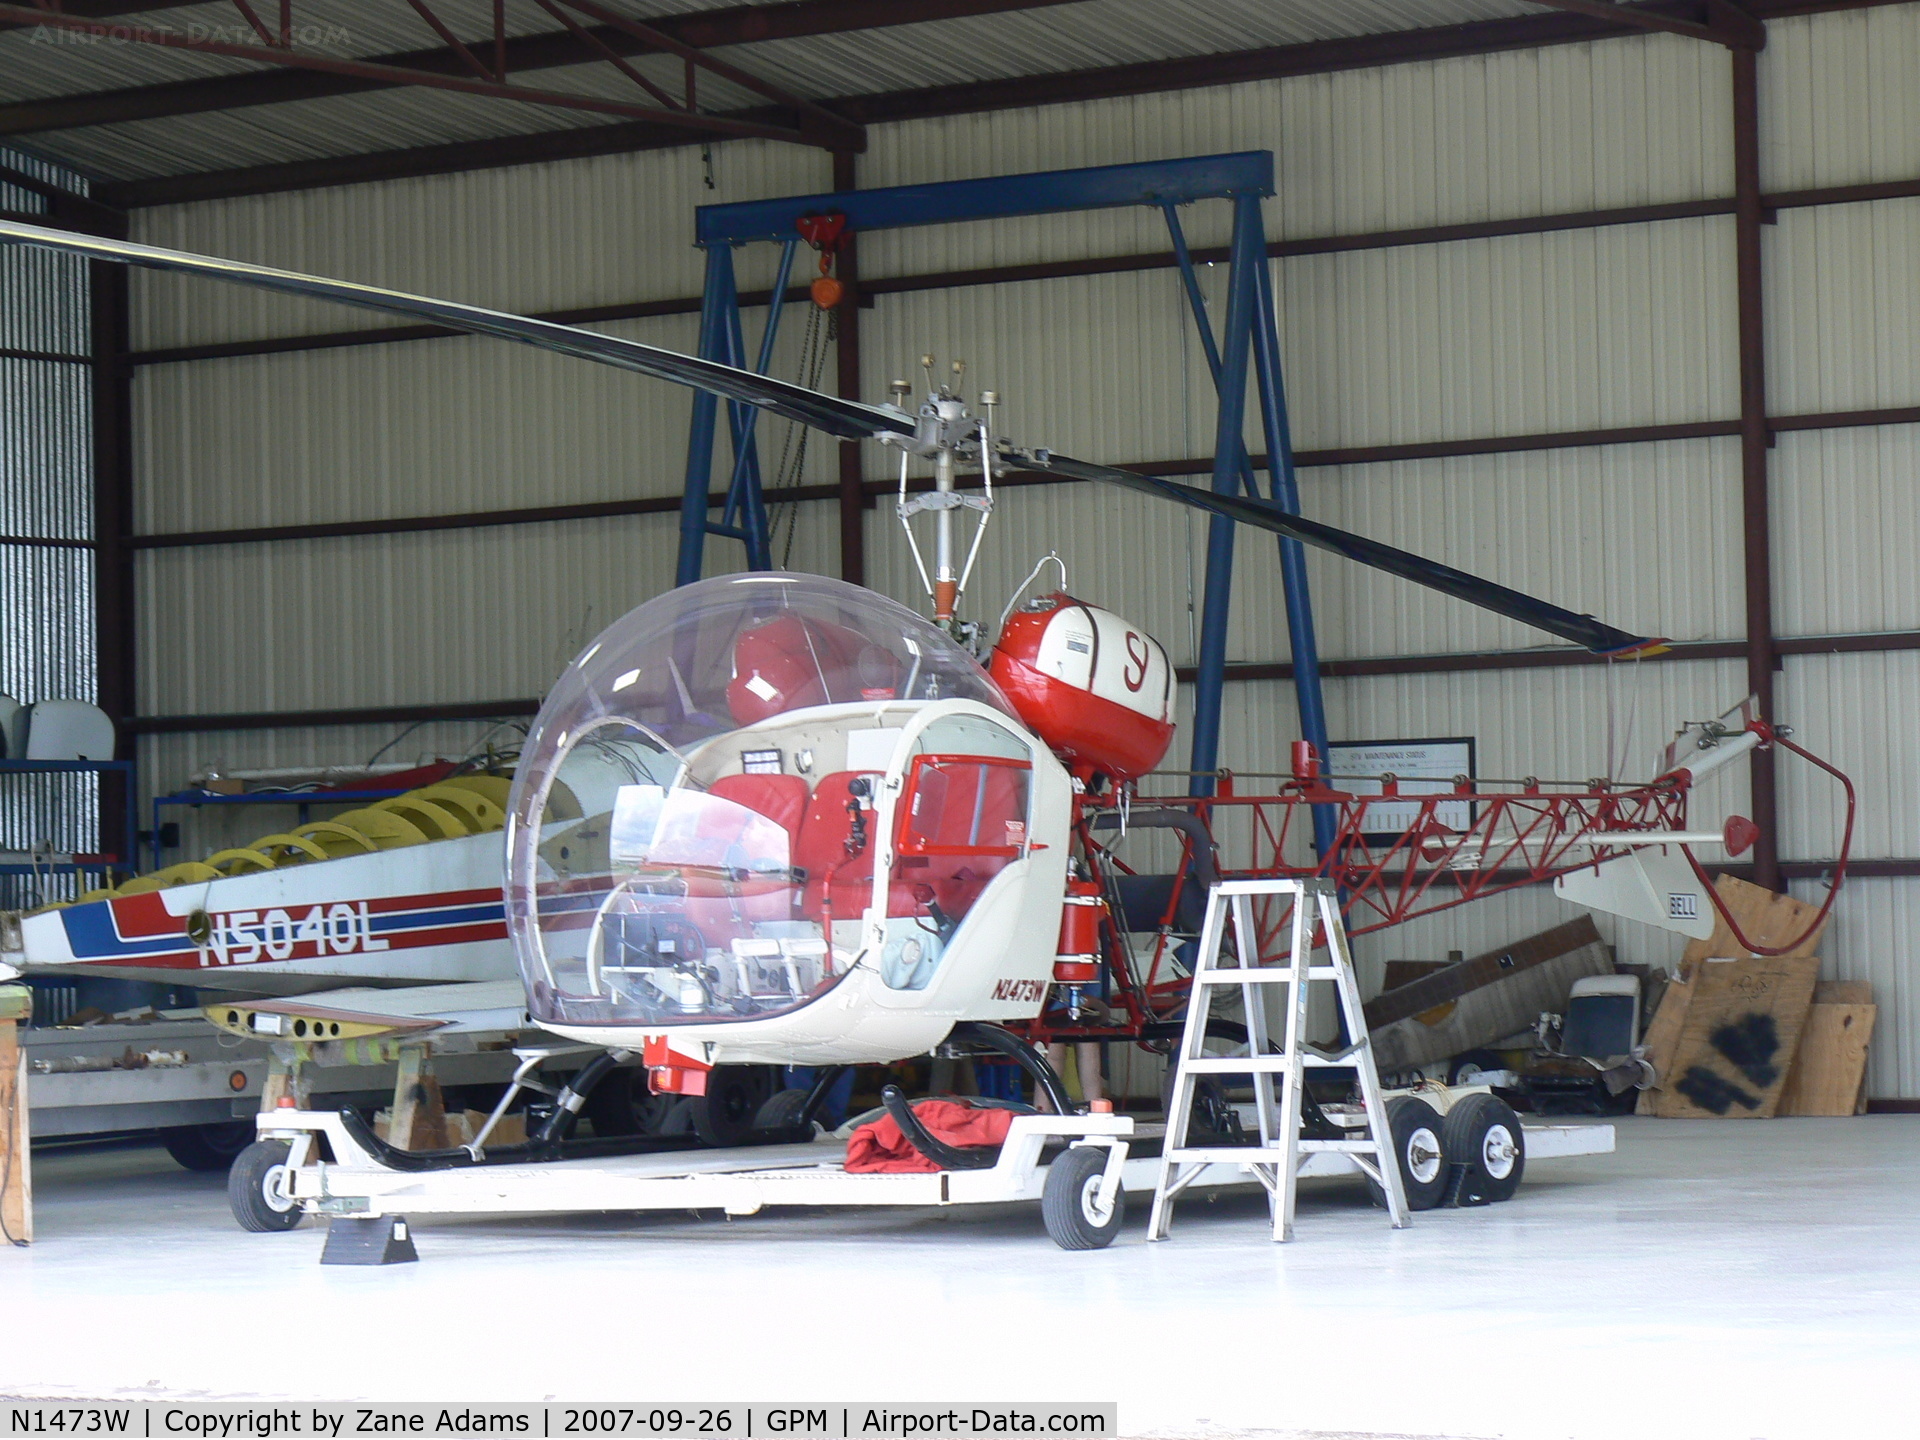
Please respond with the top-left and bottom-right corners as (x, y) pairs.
(1147, 877), (1410, 1241)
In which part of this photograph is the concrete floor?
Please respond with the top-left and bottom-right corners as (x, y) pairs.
(3, 1117), (1916, 1440)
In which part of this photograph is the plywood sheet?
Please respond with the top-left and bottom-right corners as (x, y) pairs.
(1651, 954), (1822, 1118)
(1681, 875), (1829, 972)
(1815, 980), (1873, 1005)
(1777, 1004), (1877, 1117)
(1, 1023), (29, 1245)
(1635, 974), (1696, 1116)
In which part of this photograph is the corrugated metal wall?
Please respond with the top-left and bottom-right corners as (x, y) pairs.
(1, 147), (98, 907)
(118, 13), (1920, 1092)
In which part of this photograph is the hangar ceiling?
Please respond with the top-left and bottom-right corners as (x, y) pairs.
(0, 0), (1845, 204)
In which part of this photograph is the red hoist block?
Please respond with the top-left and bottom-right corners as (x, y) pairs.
(1053, 880), (1106, 983)
(989, 594), (1176, 782)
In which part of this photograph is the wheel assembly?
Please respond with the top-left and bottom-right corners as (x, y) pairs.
(160, 1119), (256, 1173)
(1441, 1092), (1526, 1205)
(689, 1065), (773, 1148)
(1367, 1094), (1449, 1212)
(228, 1138), (303, 1232)
(1042, 1144), (1125, 1250)
(583, 1066), (682, 1138)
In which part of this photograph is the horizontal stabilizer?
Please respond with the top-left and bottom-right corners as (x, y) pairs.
(1556, 850), (1715, 940)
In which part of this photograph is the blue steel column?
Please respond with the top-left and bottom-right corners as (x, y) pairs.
(677, 244), (735, 586)
(717, 238), (799, 571)
(1252, 254), (1335, 857)
(1162, 204), (1264, 522)
(1187, 192), (1264, 792)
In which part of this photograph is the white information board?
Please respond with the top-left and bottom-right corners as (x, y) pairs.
(1324, 736), (1476, 839)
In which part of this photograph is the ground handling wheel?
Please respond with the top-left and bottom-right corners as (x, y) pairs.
(1366, 1095), (1450, 1212)
(583, 1066), (682, 1138)
(229, 1139), (303, 1232)
(159, 1119), (256, 1172)
(1042, 1144), (1126, 1250)
(1441, 1092), (1526, 1205)
(753, 1086), (813, 1132)
(690, 1065), (773, 1148)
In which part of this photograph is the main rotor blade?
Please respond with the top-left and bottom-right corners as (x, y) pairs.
(1028, 452), (1667, 657)
(0, 220), (913, 444)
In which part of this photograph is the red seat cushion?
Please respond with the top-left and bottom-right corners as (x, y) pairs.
(707, 773), (810, 847)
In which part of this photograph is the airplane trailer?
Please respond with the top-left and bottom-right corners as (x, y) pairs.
(246, 1090), (1615, 1255)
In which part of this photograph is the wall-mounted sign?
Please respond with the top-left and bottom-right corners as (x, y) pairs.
(1325, 736), (1476, 840)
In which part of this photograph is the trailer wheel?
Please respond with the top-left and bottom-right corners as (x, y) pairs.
(1043, 1145), (1126, 1250)
(583, 1067), (678, 1137)
(160, 1120), (256, 1173)
(1441, 1093), (1525, 1205)
(753, 1087), (812, 1132)
(1366, 1095), (1449, 1212)
(691, 1066), (772, 1148)
(229, 1139), (303, 1232)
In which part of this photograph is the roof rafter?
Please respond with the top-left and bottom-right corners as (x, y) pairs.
(1521, 0), (1764, 48)
(0, 0), (1082, 136)
(84, 0), (1904, 207)
(0, 0), (863, 149)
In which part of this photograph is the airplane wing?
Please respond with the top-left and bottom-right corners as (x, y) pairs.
(208, 979), (533, 1039)
(0, 218), (1662, 657)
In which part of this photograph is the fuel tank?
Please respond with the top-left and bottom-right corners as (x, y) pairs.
(988, 593), (1175, 782)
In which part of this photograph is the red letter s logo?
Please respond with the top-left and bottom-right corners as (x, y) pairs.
(1123, 632), (1149, 693)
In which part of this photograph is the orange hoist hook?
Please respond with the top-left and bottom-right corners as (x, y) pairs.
(797, 212), (850, 308)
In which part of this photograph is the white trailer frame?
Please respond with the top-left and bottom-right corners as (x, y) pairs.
(258, 1098), (1613, 1240)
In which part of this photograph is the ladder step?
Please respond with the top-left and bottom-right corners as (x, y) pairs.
(1296, 1138), (1383, 1153)
(1175, 1055), (1358, 1072)
(1190, 966), (1347, 983)
(1189, 968), (1300, 984)
(1164, 1139), (1383, 1161)
(1176, 1056), (1294, 1073)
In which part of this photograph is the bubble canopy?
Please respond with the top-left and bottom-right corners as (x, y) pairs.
(505, 572), (1017, 1030)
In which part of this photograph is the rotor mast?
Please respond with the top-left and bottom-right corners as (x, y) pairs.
(887, 356), (995, 637)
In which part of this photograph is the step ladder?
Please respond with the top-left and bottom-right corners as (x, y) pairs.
(1147, 877), (1410, 1242)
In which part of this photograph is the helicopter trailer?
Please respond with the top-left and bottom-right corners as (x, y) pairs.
(248, 1092), (1613, 1256)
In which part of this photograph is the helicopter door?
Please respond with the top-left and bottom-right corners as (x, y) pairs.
(878, 711), (1034, 991)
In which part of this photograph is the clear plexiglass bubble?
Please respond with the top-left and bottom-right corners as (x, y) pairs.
(505, 572), (1014, 1030)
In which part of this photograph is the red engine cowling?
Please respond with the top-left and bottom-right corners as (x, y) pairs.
(988, 593), (1175, 781)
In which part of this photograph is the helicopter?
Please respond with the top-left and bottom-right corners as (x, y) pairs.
(0, 217), (1847, 1146)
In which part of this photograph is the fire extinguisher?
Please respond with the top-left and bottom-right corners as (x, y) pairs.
(1053, 879), (1107, 1019)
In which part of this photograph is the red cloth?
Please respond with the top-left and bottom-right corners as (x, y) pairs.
(843, 1100), (1015, 1173)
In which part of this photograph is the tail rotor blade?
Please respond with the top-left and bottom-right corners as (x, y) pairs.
(1027, 451), (1667, 657)
(0, 219), (912, 443)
